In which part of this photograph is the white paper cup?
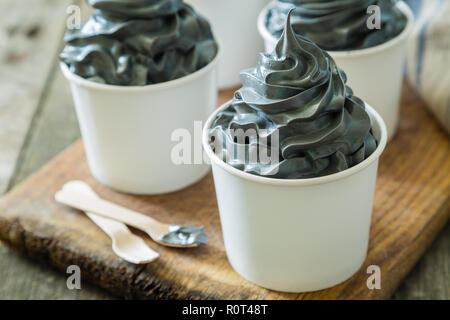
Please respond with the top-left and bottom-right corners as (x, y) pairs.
(203, 101), (387, 292)
(186, 0), (270, 89)
(258, 1), (414, 140)
(61, 50), (219, 195)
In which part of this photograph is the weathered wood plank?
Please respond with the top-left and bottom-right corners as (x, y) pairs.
(0, 244), (111, 299)
(0, 0), (74, 194)
(393, 223), (449, 300)
(0, 64), (112, 300)
(0, 0), (109, 300)
(0, 83), (448, 299)
(8, 70), (80, 187)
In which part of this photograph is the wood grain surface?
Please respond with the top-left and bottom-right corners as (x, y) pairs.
(0, 85), (448, 300)
(0, 0), (72, 193)
(0, 0), (447, 301)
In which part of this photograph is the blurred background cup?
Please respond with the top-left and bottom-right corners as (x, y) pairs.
(60, 49), (219, 195)
(203, 100), (388, 293)
(258, 1), (414, 140)
(186, 0), (270, 89)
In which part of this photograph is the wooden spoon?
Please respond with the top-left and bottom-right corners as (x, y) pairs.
(63, 181), (159, 264)
(55, 181), (208, 248)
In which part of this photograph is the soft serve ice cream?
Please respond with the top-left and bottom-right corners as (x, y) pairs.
(60, 0), (218, 85)
(266, 0), (407, 50)
(209, 10), (377, 179)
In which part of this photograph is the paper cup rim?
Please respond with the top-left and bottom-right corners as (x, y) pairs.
(60, 39), (221, 92)
(203, 100), (387, 187)
(258, 1), (414, 57)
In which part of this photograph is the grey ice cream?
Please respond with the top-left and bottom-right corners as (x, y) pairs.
(266, 0), (407, 50)
(60, 0), (218, 85)
(209, 10), (377, 179)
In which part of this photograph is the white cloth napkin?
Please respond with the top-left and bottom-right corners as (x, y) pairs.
(405, 0), (450, 134)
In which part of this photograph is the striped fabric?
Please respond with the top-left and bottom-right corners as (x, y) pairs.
(405, 0), (450, 134)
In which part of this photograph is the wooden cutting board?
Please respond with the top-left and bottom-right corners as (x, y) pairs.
(0, 83), (448, 299)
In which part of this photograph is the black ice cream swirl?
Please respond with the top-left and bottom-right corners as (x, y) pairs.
(266, 0), (407, 50)
(60, 0), (218, 85)
(209, 10), (377, 179)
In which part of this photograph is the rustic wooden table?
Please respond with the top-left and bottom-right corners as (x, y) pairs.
(0, 0), (448, 299)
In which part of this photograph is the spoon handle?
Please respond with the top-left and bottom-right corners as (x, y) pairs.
(86, 211), (130, 237)
(55, 189), (158, 233)
(67, 181), (134, 236)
